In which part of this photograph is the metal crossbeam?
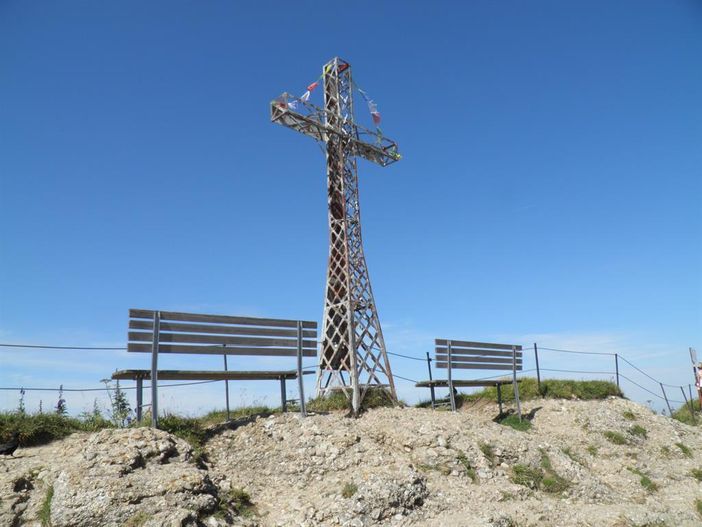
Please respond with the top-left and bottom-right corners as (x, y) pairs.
(271, 57), (400, 414)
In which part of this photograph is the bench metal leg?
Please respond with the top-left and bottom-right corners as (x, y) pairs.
(136, 377), (143, 423)
(496, 383), (503, 416)
(280, 378), (287, 413)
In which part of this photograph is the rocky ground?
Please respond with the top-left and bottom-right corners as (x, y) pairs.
(1, 397), (701, 526)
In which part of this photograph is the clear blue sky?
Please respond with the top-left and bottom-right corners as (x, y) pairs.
(1, 1), (700, 415)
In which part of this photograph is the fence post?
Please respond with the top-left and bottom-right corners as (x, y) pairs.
(534, 342), (541, 395)
(426, 352), (436, 410)
(448, 340), (456, 412)
(223, 351), (231, 421)
(150, 311), (160, 428)
(614, 353), (620, 392)
(297, 320), (306, 417)
(659, 383), (672, 416)
(680, 386), (696, 425)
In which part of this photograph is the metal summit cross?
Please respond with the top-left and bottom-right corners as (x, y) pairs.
(271, 57), (401, 414)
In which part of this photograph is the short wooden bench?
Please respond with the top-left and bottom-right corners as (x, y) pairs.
(416, 339), (523, 418)
(114, 309), (318, 427)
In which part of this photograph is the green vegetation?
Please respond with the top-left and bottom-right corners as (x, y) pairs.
(306, 391), (351, 412)
(479, 442), (496, 466)
(628, 425), (647, 439)
(307, 388), (397, 413)
(341, 482), (358, 498)
(124, 512), (150, 527)
(0, 404), (278, 448)
(499, 414), (532, 432)
(215, 487), (255, 518)
(158, 414), (208, 453)
(0, 412), (114, 447)
(456, 451), (478, 482)
(562, 447), (585, 466)
(622, 410), (637, 421)
(675, 442), (693, 458)
(690, 468), (702, 482)
(603, 431), (628, 445)
(627, 467), (659, 493)
(586, 445), (598, 456)
(511, 464), (543, 489)
(696, 499), (702, 518)
(511, 452), (570, 494)
(672, 399), (700, 426)
(416, 462), (452, 475)
(416, 378), (621, 409)
(39, 485), (54, 527)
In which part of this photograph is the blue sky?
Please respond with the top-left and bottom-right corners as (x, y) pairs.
(1, 1), (700, 415)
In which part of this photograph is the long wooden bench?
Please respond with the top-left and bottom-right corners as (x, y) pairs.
(111, 369), (315, 422)
(114, 309), (318, 427)
(416, 339), (523, 418)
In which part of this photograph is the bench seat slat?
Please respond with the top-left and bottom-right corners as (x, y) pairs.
(435, 362), (521, 371)
(435, 339), (521, 351)
(128, 331), (317, 349)
(128, 343), (317, 357)
(435, 348), (522, 359)
(435, 354), (522, 365)
(129, 320), (316, 338)
(111, 369), (314, 381)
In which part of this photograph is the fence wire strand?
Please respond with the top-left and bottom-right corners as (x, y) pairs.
(0, 339), (696, 411)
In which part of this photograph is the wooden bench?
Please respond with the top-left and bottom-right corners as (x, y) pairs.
(114, 309), (318, 427)
(416, 339), (523, 418)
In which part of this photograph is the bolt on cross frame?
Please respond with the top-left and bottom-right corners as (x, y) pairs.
(271, 57), (400, 414)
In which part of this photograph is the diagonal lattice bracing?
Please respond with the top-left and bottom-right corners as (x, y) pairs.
(271, 57), (399, 414)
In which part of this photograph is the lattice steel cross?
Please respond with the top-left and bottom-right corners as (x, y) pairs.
(271, 57), (401, 414)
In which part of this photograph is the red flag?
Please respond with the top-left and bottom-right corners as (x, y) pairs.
(371, 111), (381, 125)
(307, 81), (319, 92)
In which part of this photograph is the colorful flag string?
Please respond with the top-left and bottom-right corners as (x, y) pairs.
(289, 68), (387, 133)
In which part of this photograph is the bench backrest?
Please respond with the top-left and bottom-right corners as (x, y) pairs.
(434, 339), (522, 372)
(128, 309), (318, 358)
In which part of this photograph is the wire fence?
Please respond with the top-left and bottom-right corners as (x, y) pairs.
(0, 340), (698, 420)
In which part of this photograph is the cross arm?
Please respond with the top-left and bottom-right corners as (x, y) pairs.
(271, 93), (401, 167)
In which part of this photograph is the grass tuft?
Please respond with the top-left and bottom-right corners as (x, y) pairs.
(511, 452), (570, 494)
(511, 464), (542, 489)
(671, 400), (700, 426)
(675, 442), (693, 458)
(587, 445), (598, 456)
(216, 487), (255, 518)
(696, 499), (702, 518)
(690, 468), (702, 482)
(456, 451), (478, 482)
(479, 442), (497, 466)
(39, 485), (54, 527)
(627, 467), (659, 493)
(124, 512), (150, 527)
(499, 414), (532, 432)
(622, 410), (637, 421)
(307, 388), (397, 413)
(603, 431), (628, 445)
(341, 482), (358, 498)
(562, 447), (585, 466)
(629, 425), (647, 439)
